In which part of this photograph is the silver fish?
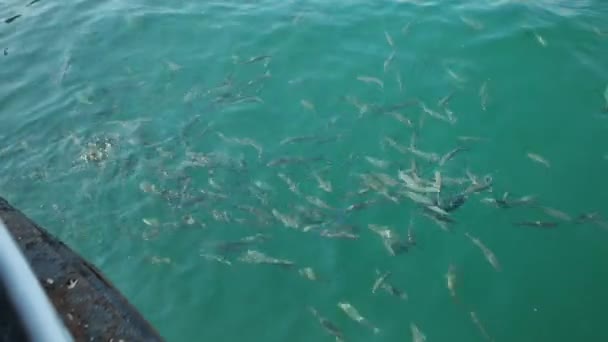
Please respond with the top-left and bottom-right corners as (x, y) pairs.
(306, 196), (333, 210)
(439, 147), (467, 166)
(534, 32), (547, 47)
(396, 72), (403, 92)
(357, 75), (384, 89)
(272, 209), (300, 229)
(464, 232), (501, 271)
(374, 173), (399, 187)
(373, 270), (407, 300)
(434, 171), (442, 192)
(238, 250), (295, 268)
(368, 224), (407, 256)
(460, 16), (484, 30)
(200, 252), (232, 266)
(479, 80), (489, 111)
(398, 170), (439, 194)
(389, 112), (413, 127)
(407, 221), (416, 246)
(337, 302), (380, 334)
(446, 264), (457, 298)
(165, 60), (182, 71)
(411, 323), (427, 342)
(384, 51), (396, 73)
(447, 67), (466, 83)
(142, 218), (160, 227)
(309, 307), (344, 342)
(298, 267), (318, 281)
(313, 171), (333, 193)
(538, 206), (572, 222)
(383, 137), (409, 154)
(365, 156), (390, 169)
(403, 190), (434, 206)
(470, 311), (493, 342)
(437, 91), (455, 107)
(278, 173), (301, 195)
(139, 181), (158, 194)
(421, 102), (455, 124)
(372, 270), (392, 294)
(384, 31), (394, 47)
(301, 99), (316, 112)
(280, 135), (318, 145)
(527, 152), (551, 168)
(603, 84), (608, 111)
(320, 229), (359, 239)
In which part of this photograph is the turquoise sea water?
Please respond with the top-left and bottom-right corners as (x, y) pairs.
(2, 0), (608, 341)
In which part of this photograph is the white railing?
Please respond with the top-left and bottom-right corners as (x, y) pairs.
(0, 218), (73, 342)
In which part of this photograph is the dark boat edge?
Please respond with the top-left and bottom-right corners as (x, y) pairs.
(0, 196), (164, 342)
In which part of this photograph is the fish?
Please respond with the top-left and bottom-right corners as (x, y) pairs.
(447, 67), (466, 83)
(437, 91), (455, 107)
(309, 307), (344, 342)
(457, 136), (486, 142)
(439, 147), (468, 166)
(301, 99), (316, 112)
(388, 112), (413, 127)
(368, 224), (407, 256)
(306, 196), (333, 210)
(280, 135), (318, 145)
(462, 175), (493, 195)
(384, 31), (394, 47)
(214, 234), (270, 253)
(373, 270), (407, 299)
(142, 218), (160, 227)
(464, 232), (501, 271)
(396, 72), (403, 92)
(538, 206), (572, 222)
(27, 0), (41, 6)
(4, 15), (21, 24)
(372, 270), (392, 294)
(527, 152), (551, 168)
(357, 76), (384, 89)
(374, 173), (399, 187)
(403, 190), (434, 206)
(383, 137), (409, 154)
(337, 302), (380, 334)
(298, 267), (318, 281)
(446, 264), (457, 298)
(217, 133), (263, 157)
(426, 205), (450, 217)
(267, 156), (325, 167)
(383, 51), (396, 73)
(402, 21), (412, 35)
(165, 60), (182, 71)
(319, 229), (359, 239)
(482, 193), (536, 208)
(139, 181), (158, 194)
(238, 250), (295, 268)
(200, 252), (232, 266)
(421, 102), (455, 124)
(470, 311), (493, 342)
(479, 80), (489, 111)
(240, 55), (271, 64)
(398, 171), (440, 194)
(346, 200), (376, 212)
(534, 32), (547, 47)
(434, 171), (442, 192)
(313, 171), (333, 193)
(411, 323), (427, 342)
(407, 224), (416, 247)
(514, 220), (559, 228)
(365, 156), (390, 169)
(460, 16), (484, 30)
(272, 209), (300, 229)
(603, 84), (608, 111)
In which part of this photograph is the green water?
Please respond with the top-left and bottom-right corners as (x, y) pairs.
(2, 0), (608, 341)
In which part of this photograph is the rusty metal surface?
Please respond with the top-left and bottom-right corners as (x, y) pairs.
(0, 197), (164, 342)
